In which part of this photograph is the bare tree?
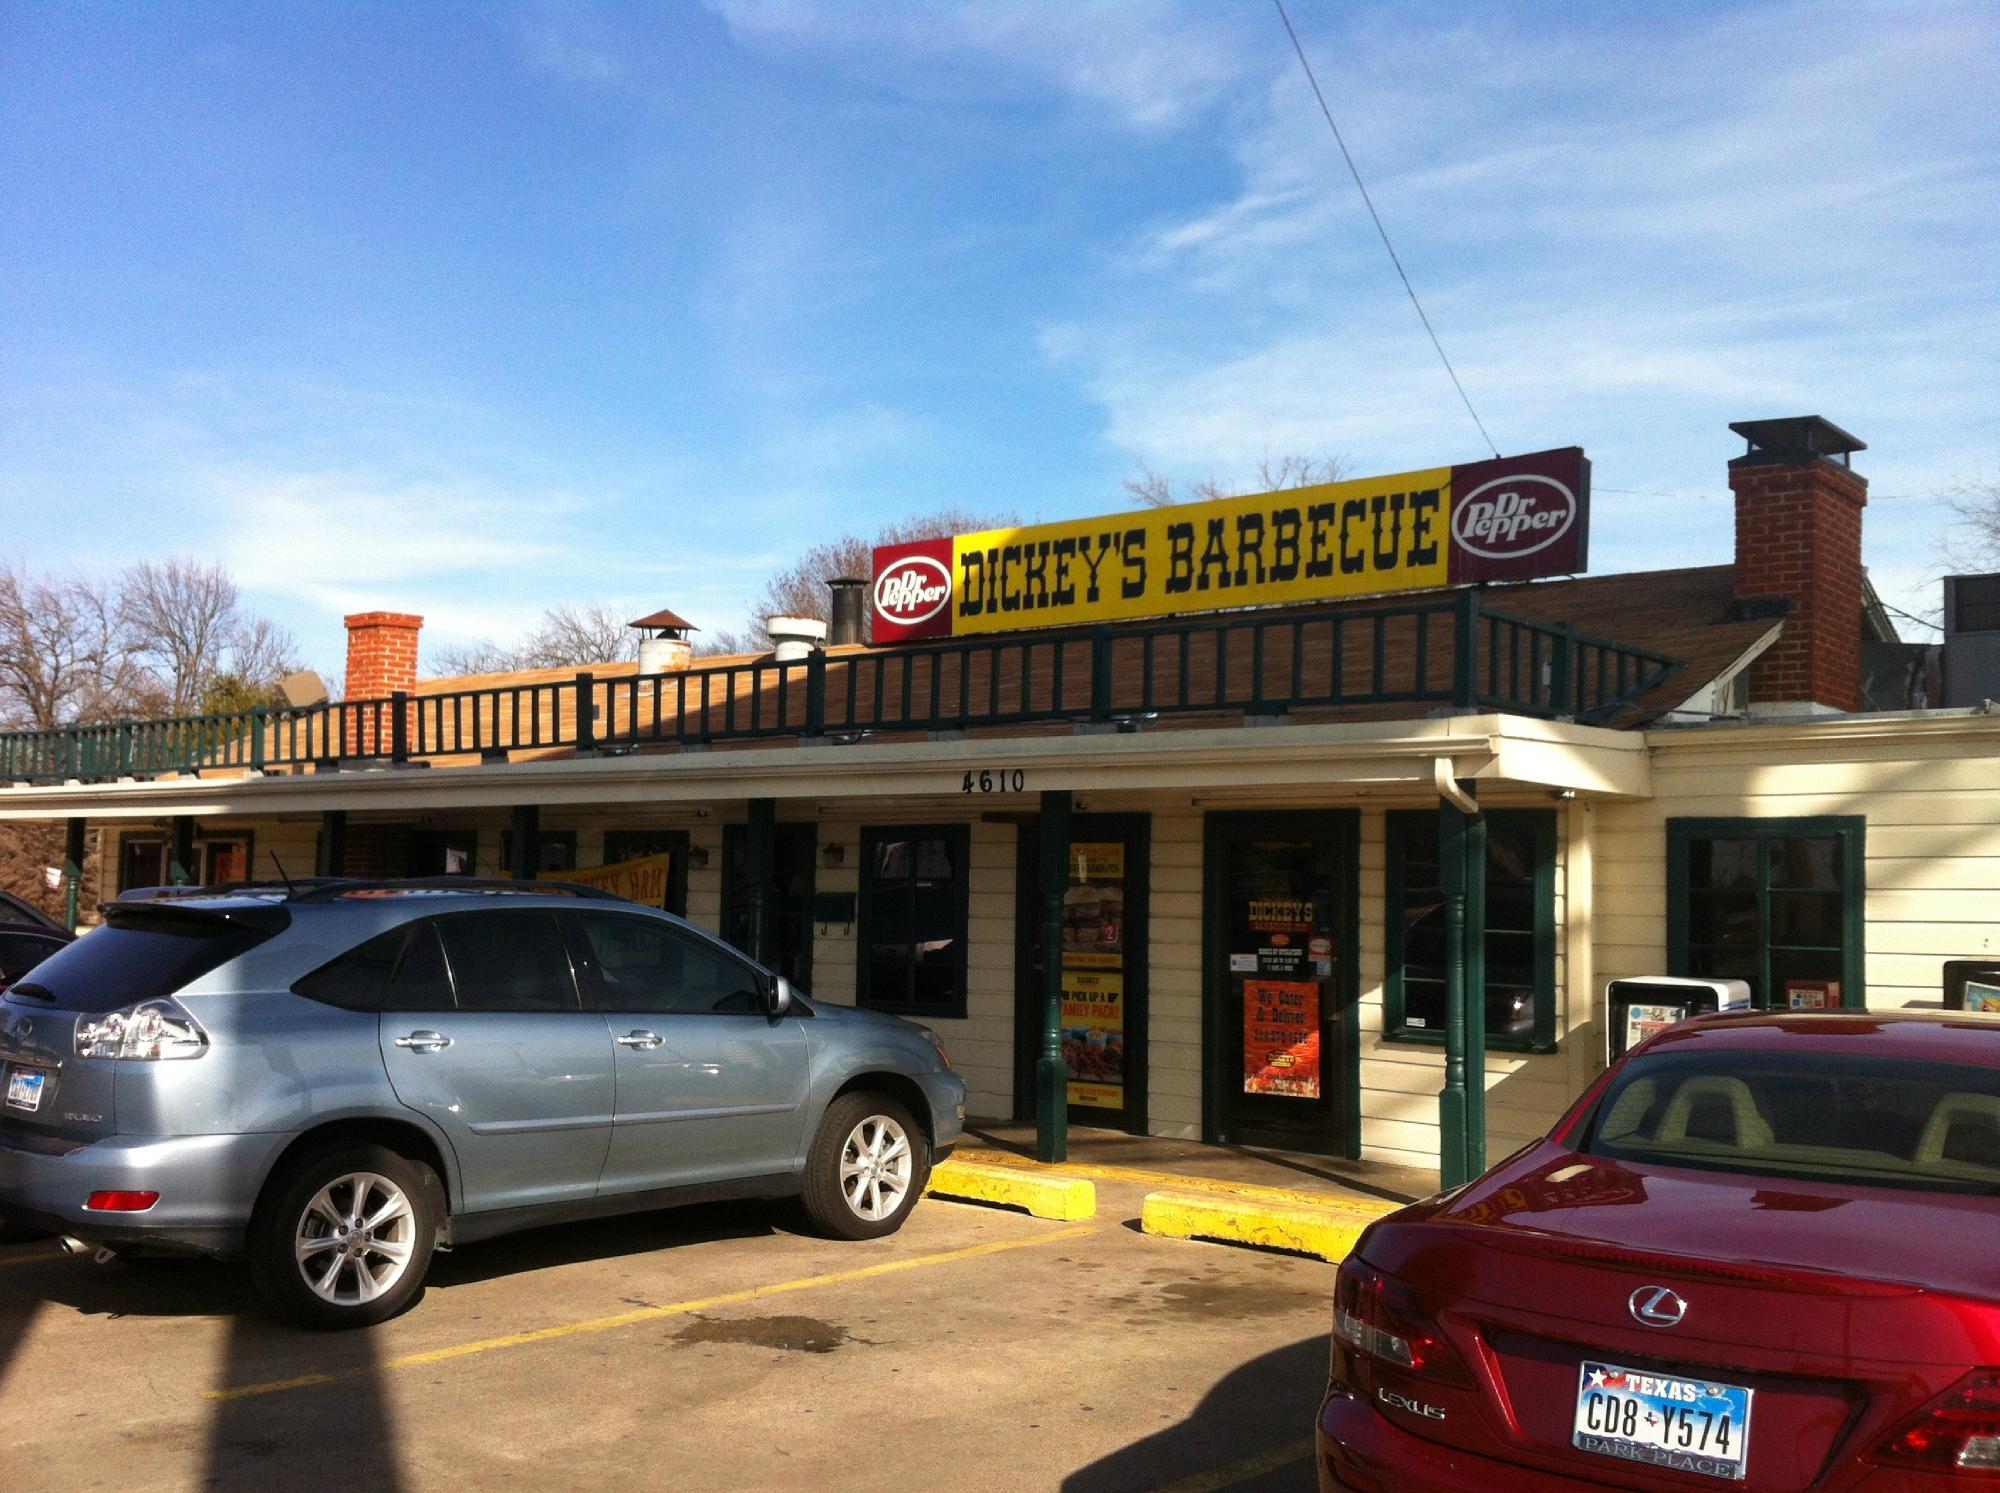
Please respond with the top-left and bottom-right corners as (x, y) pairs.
(432, 603), (635, 677)
(0, 564), (154, 730)
(1124, 452), (1351, 509)
(1947, 473), (2000, 571)
(120, 559), (240, 714)
(697, 506), (1017, 655)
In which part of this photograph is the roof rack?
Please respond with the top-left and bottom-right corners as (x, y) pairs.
(288, 876), (625, 903)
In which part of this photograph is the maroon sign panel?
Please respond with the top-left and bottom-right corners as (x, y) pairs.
(870, 536), (955, 643)
(1447, 447), (1591, 584)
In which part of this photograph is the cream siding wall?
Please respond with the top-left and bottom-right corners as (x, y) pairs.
(1594, 722), (2000, 1021)
(1146, 810), (1205, 1140)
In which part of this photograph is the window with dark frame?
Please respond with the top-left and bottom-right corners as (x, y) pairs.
(1384, 809), (1558, 1052)
(857, 825), (969, 1018)
(1668, 817), (1865, 1009)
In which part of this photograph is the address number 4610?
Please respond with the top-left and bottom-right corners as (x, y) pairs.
(962, 769), (1026, 794)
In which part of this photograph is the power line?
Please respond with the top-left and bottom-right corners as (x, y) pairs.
(1272, 0), (1499, 460)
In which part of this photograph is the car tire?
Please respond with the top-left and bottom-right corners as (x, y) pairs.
(799, 1091), (931, 1241)
(249, 1142), (440, 1329)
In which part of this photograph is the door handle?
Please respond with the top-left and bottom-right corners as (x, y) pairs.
(394, 1031), (453, 1052)
(615, 1030), (664, 1049)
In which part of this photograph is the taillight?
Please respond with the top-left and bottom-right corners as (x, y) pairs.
(84, 1191), (159, 1212)
(1874, 1371), (2000, 1475)
(1332, 1260), (1473, 1388)
(75, 999), (207, 1061)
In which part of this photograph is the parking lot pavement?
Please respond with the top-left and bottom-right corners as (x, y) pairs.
(0, 1194), (1335, 1493)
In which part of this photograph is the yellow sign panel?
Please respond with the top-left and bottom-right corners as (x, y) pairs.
(541, 852), (672, 907)
(949, 468), (1450, 634)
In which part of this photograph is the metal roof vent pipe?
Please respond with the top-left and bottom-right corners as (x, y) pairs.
(766, 616), (828, 663)
(828, 578), (867, 646)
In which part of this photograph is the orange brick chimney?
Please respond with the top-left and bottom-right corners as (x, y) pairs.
(344, 612), (423, 700)
(1728, 417), (1867, 714)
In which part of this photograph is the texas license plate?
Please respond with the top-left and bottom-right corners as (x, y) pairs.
(5, 1066), (46, 1113)
(1573, 1360), (1753, 1481)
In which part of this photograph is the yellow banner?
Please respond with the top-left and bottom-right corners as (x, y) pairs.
(542, 852), (671, 907)
(950, 467), (1450, 634)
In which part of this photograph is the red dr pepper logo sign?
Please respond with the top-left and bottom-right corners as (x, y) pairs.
(870, 537), (955, 642)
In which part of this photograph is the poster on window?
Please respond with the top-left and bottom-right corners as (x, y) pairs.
(1247, 896), (1316, 977)
(1242, 978), (1321, 1098)
(543, 853), (672, 907)
(1062, 842), (1126, 970)
(1784, 979), (1839, 1010)
(1062, 969), (1124, 1108)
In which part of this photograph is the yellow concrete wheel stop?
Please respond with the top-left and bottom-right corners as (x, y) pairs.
(1139, 1189), (1388, 1263)
(927, 1159), (1096, 1221)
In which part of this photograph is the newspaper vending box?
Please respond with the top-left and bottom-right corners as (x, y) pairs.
(1607, 976), (1753, 1062)
(1944, 961), (2000, 1013)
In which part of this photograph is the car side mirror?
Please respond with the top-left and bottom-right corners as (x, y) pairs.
(769, 976), (795, 1018)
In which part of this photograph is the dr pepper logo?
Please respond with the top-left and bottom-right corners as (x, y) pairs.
(870, 537), (955, 642)
(1451, 475), (1577, 559)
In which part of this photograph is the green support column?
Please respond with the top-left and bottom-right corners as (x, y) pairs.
(745, 798), (776, 965)
(1035, 789), (1074, 1164)
(64, 818), (86, 931)
(509, 804), (540, 881)
(315, 810), (347, 878)
(1437, 781), (1484, 1189)
(169, 816), (195, 887)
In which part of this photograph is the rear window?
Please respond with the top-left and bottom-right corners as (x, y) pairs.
(4, 910), (277, 1013)
(1584, 1048), (2000, 1196)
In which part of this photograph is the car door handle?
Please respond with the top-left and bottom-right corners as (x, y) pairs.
(393, 1031), (453, 1052)
(615, 1030), (664, 1049)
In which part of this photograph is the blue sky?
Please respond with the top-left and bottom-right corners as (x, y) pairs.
(3, 0), (1994, 673)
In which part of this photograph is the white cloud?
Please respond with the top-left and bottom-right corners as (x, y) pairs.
(708, 0), (1257, 130)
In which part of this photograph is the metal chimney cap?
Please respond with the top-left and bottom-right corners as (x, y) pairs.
(1728, 416), (1866, 468)
(627, 607), (698, 635)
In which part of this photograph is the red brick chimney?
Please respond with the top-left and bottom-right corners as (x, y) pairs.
(343, 612), (423, 701)
(1728, 417), (1867, 714)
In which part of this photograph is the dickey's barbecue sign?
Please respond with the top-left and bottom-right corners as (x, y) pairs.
(871, 447), (1589, 642)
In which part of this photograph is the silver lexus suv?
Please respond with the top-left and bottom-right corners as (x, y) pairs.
(0, 879), (965, 1328)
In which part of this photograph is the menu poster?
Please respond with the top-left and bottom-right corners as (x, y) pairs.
(1063, 841), (1127, 970)
(1242, 978), (1321, 1098)
(1062, 969), (1125, 1108)
(1784, 980), (1839, 1010)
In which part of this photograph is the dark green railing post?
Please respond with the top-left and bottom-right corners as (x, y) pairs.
(804, 651), (827, 737)
(1551, 624), (1576, 715)
(746, 797), (775, 965)
(509, 803), (539, 881)
(390, 691), (410, 764)
(316, 810), (347, 878)
(64, 818), (86, 930)
(574, 672), (597, 754)
(1088, 625), (1115, 723)
(250, 706), (268, 770)
(1437, 779), (1484, 1189)
(118, 718), (135, 778)
(1452, 590), (1482, 710)
(1036, 788), (1074, 1163)
(169, 816), (195, 887)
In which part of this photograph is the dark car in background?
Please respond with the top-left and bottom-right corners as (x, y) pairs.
(1319, 1011), (2000, 1490)
(0, 888), (72, 991)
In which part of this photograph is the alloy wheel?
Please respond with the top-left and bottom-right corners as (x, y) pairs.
(839, 1114), (913, 1221)
(293, 1171), (418, 1306)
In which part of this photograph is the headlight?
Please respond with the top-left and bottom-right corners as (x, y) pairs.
(916, 1024), (954, 1070)
(76, 999), (209, 1061)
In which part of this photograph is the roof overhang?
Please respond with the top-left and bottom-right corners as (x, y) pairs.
(0, 713), (1651, 822)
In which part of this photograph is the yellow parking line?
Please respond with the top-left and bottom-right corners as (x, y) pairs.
(1150, 1436), (1316, 1493)
(208, 1222), (1099, 1402)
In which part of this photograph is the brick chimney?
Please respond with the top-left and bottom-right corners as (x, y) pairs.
(1728, 416), (1867, 714)
(343, 612), (423, 700)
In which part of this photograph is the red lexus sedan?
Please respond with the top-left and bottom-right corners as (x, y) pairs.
(1319, 1011), (2000, 1490)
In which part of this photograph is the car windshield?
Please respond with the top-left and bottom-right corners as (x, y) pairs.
(1582, 1048), (2000, 1196)
(3, 908), (276, 1012)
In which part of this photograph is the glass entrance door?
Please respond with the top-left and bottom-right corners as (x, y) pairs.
(1015, 814), (1150, 1136)
(722, 822), (817, 990)
(1205, 810), (1356, 1155)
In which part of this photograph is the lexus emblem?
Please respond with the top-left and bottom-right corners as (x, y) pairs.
(1629, 1285), (1687, 1328)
